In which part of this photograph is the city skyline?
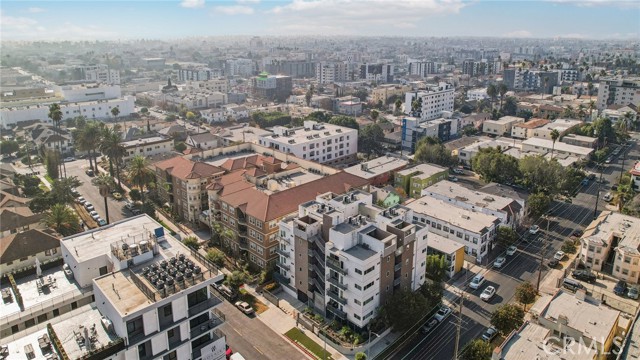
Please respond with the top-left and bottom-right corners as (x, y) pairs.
(1, 0), (639, 42)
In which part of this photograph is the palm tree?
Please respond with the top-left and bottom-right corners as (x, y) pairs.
(563, 105), (575, 118)
(100, 126), (126, 187)
(588, 100), (597, 121)
(42, 204), (80, 236)
(550, 129), (560, 160)
(76, 121), (102, 171)
(48, 104), (64, 178)
(50, 176), (82, 204)
(623, 111), (636, 131)
(92, 173), (114, 224)
(498, 83), (508, 110)
(127, 155), (154, 195)
(577, 104), (586, 121)
(486, 84), (497, 109)
(616, 176), (634, 212)
(394, 99), (402, 115)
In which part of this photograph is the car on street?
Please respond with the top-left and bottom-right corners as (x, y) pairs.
(421, 318), (439, 334)
(529, 225), (540, 234)
(605, 157), (612, 164)
(448, 176), (459, 182)
(452, 168), (464, 175)
(71, 188), (79, 197)
(85, 169), (95, 177)
(481, 327), (498, 342)
(234, 301), (254, 316)
(572, 229), (584, 238)
(77, 197), (86, 205)
(124, 201), (135, 210)
(506, 246), (517, 256)
(614, 280), (628, 296)
(434, 306), (452, 322)
(554, 251), (565, 261)
(89, 211), (100, 220)
(131, 209), (141, 215)
(469, 274), (485, 290)
(85, 204), (95, 212)
(628, 287), (639, 300)
(480, 286), (496, 301)
(571, 270), (596, 284)
(581, 178), (589, 186)
(548, 258), (559, 268)
(603, 193), (613, 202)
(64, 157), (75, 162)
(587, 173), (596, 180)
(97, 219), (107, 226)
(493, 257), (506, 269)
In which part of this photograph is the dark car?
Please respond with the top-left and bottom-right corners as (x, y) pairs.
(572, 229), (584, 238)
(614, 280), (628, 296)
(572, 270), (596, 284)
(548, 258), (559, 268)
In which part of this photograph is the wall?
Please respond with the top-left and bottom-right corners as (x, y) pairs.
(0, 248), (61, 275)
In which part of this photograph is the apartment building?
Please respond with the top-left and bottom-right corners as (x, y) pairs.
(466, 88), (489, 101)
(408, 61), (438, 78)
(164, 91), (227, 110)
(371, 84), (411, 105)
(458, 137), (516, 166)
(597, 77), (640, 110)
(401, 116), (457, 153)
(122, 136), (175, 162)
(316, 62), (349, 84)
(250, 73), (293, 102)
(343, 156), (408, 186)
(263, 59), (315, 78)
(426, 232), (465, 278)
(532, 119), (583, 140)
(421, 180), (524, 228)
(277, 190), (428, 329)
(395, 163), (449, 198)
(561, 134), (598, 149)
(510, 118), (550, 139)
(184, 79), (229, 93)
(406, 196), (500, 262)
(580, 211), (640, 284)
(78, 64), (121, 85)
(178, 68), (225, 82)
(258, 121), (358, 166)
(359, 63), (394, 83)
(154, 156), (225, 223)
(214, 172), (369, 270)
(521, 138), (594, 160)
(60, 215), (227, 360)
(482, 116), (524, 136)
(631, 161), (640, 192)
(226, 58), (255, 77)
(404, 82), (455, 121)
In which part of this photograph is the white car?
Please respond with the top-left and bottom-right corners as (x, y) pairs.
(452, 168), (464, 175)
(77, 197), (86, 205)
(89, 211), (99, 220)
(85, 203), (95, 212)
(554, 251), (565, 261)
(529, 225), (540, 234)
(506, 246), (517, 256)
(603, 193), (613, 202)
(493, 257), (506, 269)
(480, 286), (496, 301)
(469, 274), (485, 290)
(448, 176), (459, 182)
(481, 327), (498, 342)
(434, 306), (452, 322)
(234, 301), (254, 315)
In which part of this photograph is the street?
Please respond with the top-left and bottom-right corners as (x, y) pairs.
(394, 137), (639, 360)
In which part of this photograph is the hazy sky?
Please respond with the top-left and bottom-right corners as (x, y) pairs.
(1, 0), (639, 41)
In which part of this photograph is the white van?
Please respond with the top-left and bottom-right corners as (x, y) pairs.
(469, 274), (485, 290)
(230, 353), (246, 360)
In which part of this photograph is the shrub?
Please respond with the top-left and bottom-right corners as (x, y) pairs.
(313, 314), (324, 323)
(183, 236), (200, 250)
(561, 239), (577, 254)
(129, 189), (141, 201)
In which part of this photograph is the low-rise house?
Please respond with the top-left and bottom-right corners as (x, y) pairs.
(510, 118), (550, 139)
(482, 116), (524, 136)
(561, 134), (598, 149)
(0, 229), (60, 275)
(186, 132), (221, 151)
(223, 104), (249, 120)
(0, 207), (44, 238)
(121, 135), (174, 162)
(521, 137), (594, 160)
(201, 108), (227, 123)
(533, 118), (583, 140)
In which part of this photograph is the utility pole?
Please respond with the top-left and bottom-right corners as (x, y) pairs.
(453, 263), (470, 360)
(536, 216), (551, 292)
(594, 163), (604, 220)
(619, 146), (628, 184)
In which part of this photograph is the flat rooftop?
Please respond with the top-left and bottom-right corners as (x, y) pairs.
(121, 136), (170, 148)
(427, 232), (464, 255)
(396, 163), (447, 179)
(343, 156), (408, 179)
(583, 211), (640, 253)
(485, 116), (524, 124)
(263, 122), (357, 144)
(406, 196), (499, 234)
(461, 137), (518, 152)
(494, 321), (588, 360)
(423, 180), (517, 213)
(345, 244), (378, 261)
(522, 137), (594, 156)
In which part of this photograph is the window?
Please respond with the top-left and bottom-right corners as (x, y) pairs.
(354, 284), (362, 290)
(364, 297), (373, 306)
(364, 266), (375, 275)
(364, 281), (374, 290)
(355, 268), (363, 275)
(138, 343), (148, 357)
(163, 304), (172, 317)
(127, 316), (144, 338)
(354, 299), (361, 305)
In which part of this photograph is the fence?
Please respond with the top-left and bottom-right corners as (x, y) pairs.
(262, 288), (281, 307)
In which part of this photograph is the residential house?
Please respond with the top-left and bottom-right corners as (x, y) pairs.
(121, 136), (174, 162)
(0, 229), (60, 275)
(510, 118), (550, 139)
(483, 116), (525, 136)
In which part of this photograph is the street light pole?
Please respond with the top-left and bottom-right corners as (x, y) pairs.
(594, 163), (604, 220)
(619, 146), (628, 184)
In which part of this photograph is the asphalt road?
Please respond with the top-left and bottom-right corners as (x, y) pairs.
(394, 137), (640, 360)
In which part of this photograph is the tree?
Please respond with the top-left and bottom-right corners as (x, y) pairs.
(394, 99), (403, 115)
(498, 83), (508, 110)
(224, 270), (249, 293)
(518, 155), (563, 194)
(491, 304), (524, 335)
(140, 107), (149, 115)
(378, 289), (430, 332)
(355, 352), (367, 360)
(129, 188), (142, 201)
(183, 236), (200, 250)
(550, 129), (560, 160)
(358, 124), (385, 156)
(100, 126), (126, 187)
(414, 138), (457, 167)
(50, 176), (81, 204)
(561, 239), (577, 254)
(92, 173), (114, 224)
(77, 121), (102, 172)
(206, 248), (225, 267)
(210, 221), (234, 246)
(44, 150), (60, 180)
(175, 142), (187, 152)
(48, 104), (64, 177)
(370, 109), (379, 122)
(588, 100), (596, 121)
(515, 281), (537, 311)
(141, 199), (156, 218)
(496, 227), (518, 248)
(425, 254), (447, 283)
(615, 174), (635, 212)
(127, 155), (154, 193)
(186, 111), (196, 121)
(354, 88), (369, 102)
(42, 204), (80, 236)
(305, 84), (314, 106)
(528, 192), (552, 219)
(471, 147), (520, 184)
(460, 339), (492, 360)
(486, 84), (497, 109)
(328, 115), (359, 130)
(0, 140), (19, 154)
(461, 125), (479, 136)
(516, 109), (534, 121)
(502, 96), (518, 116)
(111, 106), (120, 123)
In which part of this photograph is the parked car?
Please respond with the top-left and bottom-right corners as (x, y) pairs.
(124, 201), (135, 210)
(572, 229), (584, 238)
(605, 157), (612, 164)
(97, 218), (107, 226)
(571, 270), (596, 284)
(481, 327), (498, 342)
(506, 246), (517, 256)
(77, 196), (86, 205)
(234, 301), (254, 315)
(469, 274), (485, 290)
(434, 306), (452, 322)
(612, 184), (619, 191)
(548, 258), (559, 268)
(529, 225), (540, 234)
(85, 203), (95, 212)
(64, 157), (75, 162)
(421, 318), (440, 334)
(603, 193), (613, 202)
(493, 257), (506, 269)
(628, 287), (639, 300)
(614, 280), (628, 296)
(89, 211), (100, 220)
(85, 169), (95, 177)
(448, 176), (459, 182)
(581, 178), (590, 186)
(554, 251), (565, 261)
(452, 168), (464, 175)
(131, 209), (141, 215)
(480, 286), (496, 301)
(71, 188), (79, 197)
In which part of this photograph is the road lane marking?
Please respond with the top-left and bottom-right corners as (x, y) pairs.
(253, 345), (264, 355)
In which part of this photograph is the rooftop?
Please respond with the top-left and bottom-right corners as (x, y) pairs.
(485, 116), (524, 124)
(512, 118), (550, 129)
(522, 137), (594, 156)
(582, 211), (640, 252)
(263, 121), (357, 144)
(396, 163), (448, 179)
(343, 156), (408, 179)
(422, 180), (521, 214)
(120, 136), (171, 149)
(155, 156), (224, 180)
(344, 244), (378, 261)
(562, 133), (598, 143)
(405, 196), (499, 234)
(494, 321), (586, 360)
(427, 232), (464, 254)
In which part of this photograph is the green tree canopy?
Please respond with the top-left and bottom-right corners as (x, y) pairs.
(0, 140), (19, 154)
(358, 123), (385, 156)
(251, 111), (292, 128)
(328, 115), (359, 130)
(528, 192), (552, 219)
(460, 339), (493, 360)
(224, 270), (249, 293)
(378, 289), (430, 332)
(472, 147), (520, 184)
(414, 137), (457, 167)
(496, 227), (518, 248)
(50, 176), (81, 204)
(491, 304), (524, 335)
(42, 204), (80, 236)
(515, 281), (537, 311)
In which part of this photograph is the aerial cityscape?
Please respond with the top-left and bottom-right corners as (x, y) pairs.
(1, 1), (640, 360)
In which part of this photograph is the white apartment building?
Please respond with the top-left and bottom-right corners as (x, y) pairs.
(258, 121), (358, 166)
(121, 136), (174, 161)
(179, 68), (224, 82)
(597, 77), (640, 110)
(404, 82), (455, 121)
(316, 62), (349, 84)
(521, 137), (594, 160)
(60, 215), (227, 360)
(408, 61), (438, 77)
(421, 180), (524, 228)
(482, 116), (524, 136)
(201, 109), (226, 123)
(510, 118), (550, 139)
(466, 88), (489, 101)
(184, 79), (230, 94)
(532, 118), (583, 140)
(1, 96), (135, 127)
(226, 58), (255, 77)
(164, 91), (227, 110)
(80, 64), (121, 85)
(406, 196), (500, 262)
(55, 83), (122, 102)
(277, 190), (428, 330)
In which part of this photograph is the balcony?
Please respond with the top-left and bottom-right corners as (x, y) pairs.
(191, 329), (225, 359)
(276, 259), (290, 271)
(327, 303), (347, 320)
(190, 310), (225, 339)
(326, 257), (347, 275)
(237, 215), (247, 225)
(310, 262), (324, 279)
(395, 263), (402, 272)
(327, 276), (347, 290)
(276, 248), (290, 258)
(312, 236), (325, 254)
(327, 290), (347, 305)
(238, 238), (250, 251)
(309, 277), (325, 296)
(393, 278), (402, 287)
(310, 248), (324, 265)
(238, 224), (247, 235)
(188, 295), (223, 317)
(274, 271), (290, 285)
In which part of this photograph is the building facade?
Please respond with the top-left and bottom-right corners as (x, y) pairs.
(404, 82), (455, 121)
(394, 163), (449, 198)
(250, 73), (293, 102)
(316, 62), (349, 84)
(597, 77), (640, 110)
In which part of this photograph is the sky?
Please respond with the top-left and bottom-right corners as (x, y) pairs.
(1, 0), (639, 41)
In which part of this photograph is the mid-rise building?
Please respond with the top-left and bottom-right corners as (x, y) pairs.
(184, 79), (230, 94)
(226, 58), (255, 77)
(250, 73), (293, 102)
(401, 116), (457, 153)
(263, 59), (316, 78)
(404, 82), (455, 121)
(395, 163), (449, 198)
(258, 121), (358, 166)
(178, 67), (224, 82)
(482, 116), (525, 136)
(597, 77), (640, 110)
(371, 84), (411, 105)
(343, 156), (408, 186)
(408, 61), (438, 78)
(122, 135), (175, 162)
(154, 156), (225, 223)
(78, 64), (121, 85)
(406, 196), (500, 262)
(316, 62), (349, 84)
(503, 69), (559, 92)
(466, 88), (489, 101)
(277, 190), (428, 329)
(359, 64), (394, 83)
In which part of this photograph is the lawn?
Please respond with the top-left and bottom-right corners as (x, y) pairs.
(238, 288), (269, 314)
(285, 328), (334, 360)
